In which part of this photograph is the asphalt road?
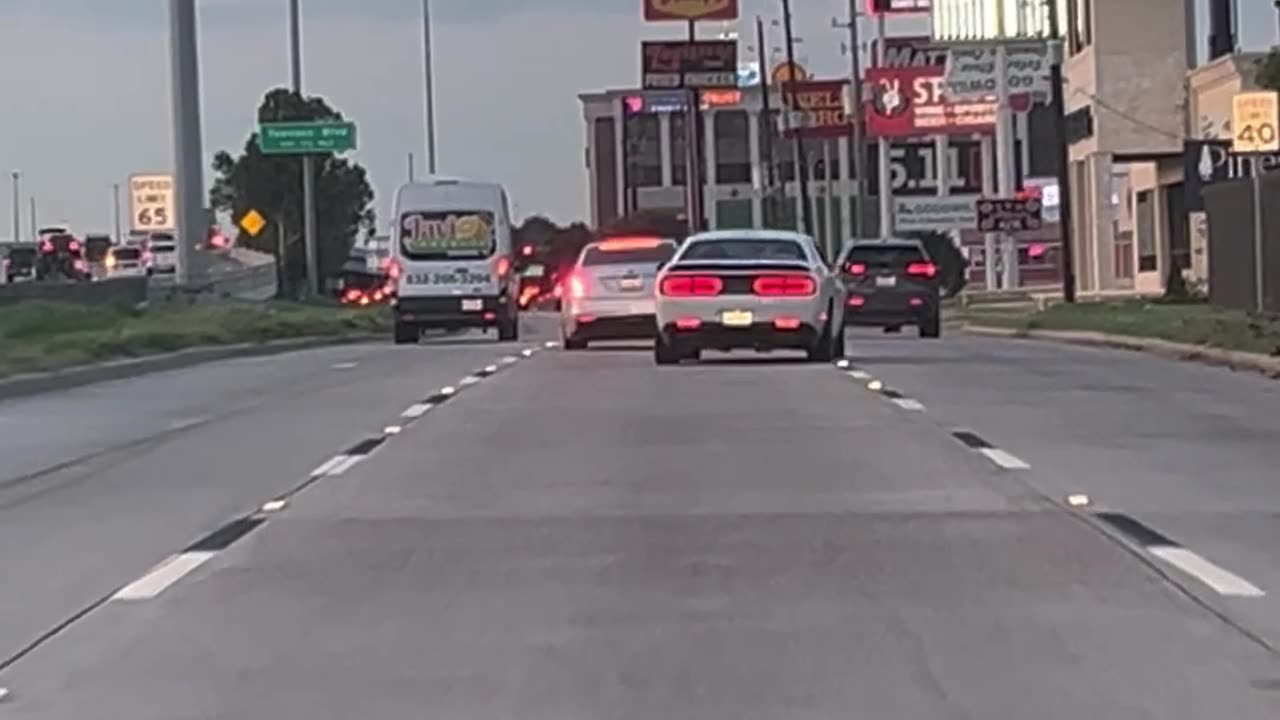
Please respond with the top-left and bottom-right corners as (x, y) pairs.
(0, 324), (534, 682)
(2, 319), (1280, 717)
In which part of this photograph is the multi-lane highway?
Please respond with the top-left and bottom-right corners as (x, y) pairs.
(1, 315), (1280, 717)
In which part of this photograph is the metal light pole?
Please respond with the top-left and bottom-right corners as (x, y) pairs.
(1046, 0), (1076, 302)
(756, 16), (776, 227)
(28, 196), (36, 239)
(288, 0), (320, 297)
(423, 0), (438, 174)
(167, 0), (204, 286)
(112, 184), (123, 240)
(9, 171), (19, 243)
(842, 1), (867, 239)
(781, 0), (813, 236)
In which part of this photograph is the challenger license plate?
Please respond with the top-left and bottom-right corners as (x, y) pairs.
(721, 310), (753, 327)
(461, 298), (483, 311)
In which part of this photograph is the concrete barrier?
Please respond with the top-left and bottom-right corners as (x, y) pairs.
(0, 278), (148, 307)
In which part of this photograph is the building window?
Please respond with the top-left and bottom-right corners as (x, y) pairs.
(1135, 189), (1157, 272)
(714, 111), (752, 185)
(670, 113), (686, 186)
(625, 114), (662, 188)
(1068, 0), (1092, 54)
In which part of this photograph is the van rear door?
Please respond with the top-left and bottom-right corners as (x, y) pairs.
(396, 210), (503, 300)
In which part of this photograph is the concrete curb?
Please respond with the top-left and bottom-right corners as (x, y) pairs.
(0, 334), (384, 403)
(962, 324), (1280, 379)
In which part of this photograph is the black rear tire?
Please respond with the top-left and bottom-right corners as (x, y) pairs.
(833, 325), (847, 358)
(919, 314), (941, 339)
(654, 336), (679, 365)
(564, 334), (588, 350)
(498, 308), (519, 341)
(808, 316), (836, 363)
(393, 321), (419, 345)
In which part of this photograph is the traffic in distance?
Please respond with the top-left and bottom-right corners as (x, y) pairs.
(1, 225), (218, 285)
(383, 178), (944, 360)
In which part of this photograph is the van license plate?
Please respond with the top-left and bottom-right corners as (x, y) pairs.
(461, 298), (483, 311)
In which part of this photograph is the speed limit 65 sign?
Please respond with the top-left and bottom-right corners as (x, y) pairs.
(1232, 91), (1279, 154)
(128, 173), (176, 232)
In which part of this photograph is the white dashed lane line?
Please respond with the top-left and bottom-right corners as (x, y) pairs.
(891, 397), (926, 412)
(401, 403), (433, 418)
(113, 552), (217, 601)
(1093, 512), (1266, 598)
(309, 454), (350, 477)
(950, 430), (1031, 471)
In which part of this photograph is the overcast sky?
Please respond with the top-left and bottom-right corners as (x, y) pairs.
(0, 1), (1274, 238)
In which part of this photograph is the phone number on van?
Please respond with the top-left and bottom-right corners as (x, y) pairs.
(403, 271), (491, 286)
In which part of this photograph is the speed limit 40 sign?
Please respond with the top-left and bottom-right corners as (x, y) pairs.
(1232, 91), (1280, 154)
(128, 173), (176, 232)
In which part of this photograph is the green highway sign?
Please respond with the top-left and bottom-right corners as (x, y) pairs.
(258, 121), (357, 154)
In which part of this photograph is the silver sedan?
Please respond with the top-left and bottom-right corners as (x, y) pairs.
(653, 230), (846, 364)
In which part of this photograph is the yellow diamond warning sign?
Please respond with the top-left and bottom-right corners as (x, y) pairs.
(238, 209), (267, 237)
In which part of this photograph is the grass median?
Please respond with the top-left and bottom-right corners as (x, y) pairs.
(955, 299), (1280, 357)
(0, 301), (391, 378)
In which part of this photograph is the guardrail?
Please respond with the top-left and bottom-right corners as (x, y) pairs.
(148, 261), (278, 304)
(0, 277), (148, 306)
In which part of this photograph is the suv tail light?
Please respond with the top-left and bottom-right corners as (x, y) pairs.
(659, 274), (723, 297)
(751, 273), (816, 296)
(568, 273), (586, 299)
(905, 262), (937, 278)
(844, 262), (867, 276)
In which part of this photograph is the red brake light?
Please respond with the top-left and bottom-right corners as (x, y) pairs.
(905, 262), (937, 278)
(40, 240), (53, 254)
(751, 273), (816, 296)
(568, 274), (586, 299)
(494, 255), (511, 277)
(69, 240), (81, 252)
(847, 295), (866, 307)
(844, 262), (867, 276)
(383, 258), (401, 279)
(659, 274), (723, 297)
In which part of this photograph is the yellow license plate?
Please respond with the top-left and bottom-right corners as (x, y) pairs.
(721, 310), (753, 327)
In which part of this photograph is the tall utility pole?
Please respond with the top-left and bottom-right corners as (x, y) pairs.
(842, 1), (867, 239)
(1047, 0), (1076, 302)
(29, 196), (36, 239)
(422, 0), (438, 174)
(756, 16), (776, 227)
(9, 171), (18, 243)
(112, 184), (123, 240)
(781, 0), (813, 235)
(408, 152), (415, 182)
(288, 0), (319, 296)
(167, 0), (204, 286)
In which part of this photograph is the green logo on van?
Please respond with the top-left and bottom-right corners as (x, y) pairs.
(400, 211), (494, 253)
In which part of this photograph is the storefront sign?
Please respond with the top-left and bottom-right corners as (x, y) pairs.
(864, 65), (995, 138)
(782, 79), (852, 139)
(642, 40), (738, 89)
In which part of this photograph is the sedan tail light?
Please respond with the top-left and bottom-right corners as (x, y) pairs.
(844, 262), (867, 276)
(659, 274), (723, 297)
(751, 273), (816, 297)
(905, 262), (937, 278)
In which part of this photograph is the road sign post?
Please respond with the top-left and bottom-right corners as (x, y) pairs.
(1232, 91), (1279, 312)
(258, 121), (358, 154)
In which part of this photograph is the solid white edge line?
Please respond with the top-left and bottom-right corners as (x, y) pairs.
(309, 455), (348, 477)
(113, 551), (218, 601)
(891, 398), (926, 411)
(977, 447), (1031, 470)
(401, 403), (433, 418)
(848, 370), (872, 380)
(1148, 546), (1266, 598)
(326, 455), (364, 476)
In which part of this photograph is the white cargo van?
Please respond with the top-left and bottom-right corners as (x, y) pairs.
(390, 178), (520, 344)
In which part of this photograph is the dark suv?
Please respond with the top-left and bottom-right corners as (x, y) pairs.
(837, 239), (941, 338)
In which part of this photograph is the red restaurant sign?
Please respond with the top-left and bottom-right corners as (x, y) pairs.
(783, 80), (852, 139)
(864, 65), (995, 138)
(644, 0), (740, 22)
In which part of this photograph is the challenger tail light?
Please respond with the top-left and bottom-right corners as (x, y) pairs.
(905, 262), (937, 278)
(659, 274), (723, 297)
(752, 273), (816, 296)
(844, 262), (867, 276)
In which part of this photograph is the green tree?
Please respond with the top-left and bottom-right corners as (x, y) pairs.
(1256, 49), (1280, 92)
(209, 87), (375, 297)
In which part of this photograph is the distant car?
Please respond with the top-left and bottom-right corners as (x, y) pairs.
(36, 233), (90, 281)
(105, 245), (148, 278)
(652, 229), (845, 364)
(3, 245), (36, 283)
(837, 239), (941, 338)
(147, 233), (178, 275)
(560, 236), (678, 350)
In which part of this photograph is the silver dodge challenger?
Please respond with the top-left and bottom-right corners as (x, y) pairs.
(653, 230), (846, 364)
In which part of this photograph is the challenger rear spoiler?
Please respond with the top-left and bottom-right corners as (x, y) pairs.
(666, 261), (812, 274)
